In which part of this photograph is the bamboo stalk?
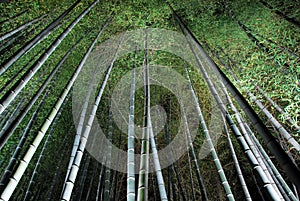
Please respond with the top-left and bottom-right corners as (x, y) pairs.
(0, 0), (81, 75)
(149, 119), (168, 200)
(104, 110), (114, 201)
(95, 164), (106, 201)
(137, 27), (150, 201)
(63, 38), (102, 183)
(22, 94), (70, 201)
(0, 59), (62, 194)
(74, 154), (90, 201)
(168, 4), (300, 193)
(0, 14), (46, 42)
(0, 34), (83, 149)
(0, 9), (28, 26)
(60, 31), (125, 201)
(0, 0), (99, 114)
(221, 82), (284, 199)
(181, 107), (208, 201)
(127, 51), (136, 201)
(255, 85), (300, 131)
(211, 42), (298, 200)
(184, 66), (235, 201)
(222, 115), (252, 201)
(244, 124), (298, 201)
(0, 15), (107, 201)
(84, 159), (98, 201)
(246, 90), (300, 152)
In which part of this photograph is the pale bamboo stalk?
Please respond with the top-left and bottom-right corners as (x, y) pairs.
(0, 98), (24, 138)
(0, 0), (99, 115)
(0, 72), (62, 195)
(175, 9), (289, 199)
(186, 43), (279, 199)
(0, 22), (62, 95)
(0, 34), (82, 149)
(0, 62), (60, 190)
(244, 124), (298, 201)
(0, 66), (70, 200)
(169, 4), (300, 192)
(137, 28), (150, 201)
(22, 95), (69, 201)
(211, 41), (298, 200)
(181, 107), (208, 201)
(104, 110), (113, 201)
(0, 14), (46, 42)
(184, 67), (235, 201)
(127, 58), (136, 201)
(0, 0), (80, 75)
(60, 31), (125, 201)
(247, 90), (300, 152)
(221, 82), (283, 199)
(0, 17), (104, 201)
(64, 57), (98, 182)
(0, 50), (40, 94)
(222, 115), (252, 201)
(255, 85), (300, 131)
(149, 118), (168, 200)
(63, 23), (108, 182)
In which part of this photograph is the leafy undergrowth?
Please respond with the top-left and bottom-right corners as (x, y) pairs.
(172, 0), (300, 134)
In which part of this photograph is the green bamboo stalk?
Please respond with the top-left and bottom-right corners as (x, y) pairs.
(0, 0), (81, 75)
(0, 16), (106, 201)
(84, 159), (98, 201)
(0, 9), (28, 26)
(44, 130), (74, 201)
(244, 124), (298, 201)
(169, 4), (300, 193)
(222, 115), (252, 201)
(184, 67), (235, 201)
(95, 163), (106, 201)
(0, 33), (83, 149)
(220, 82), (284, 199)
(0, 0), (99, 115)
(181, 107), (208, 201)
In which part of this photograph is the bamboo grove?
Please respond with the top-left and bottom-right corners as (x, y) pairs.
(0, 0), (299, 200)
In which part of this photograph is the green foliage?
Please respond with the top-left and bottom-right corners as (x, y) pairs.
(0, 0), (300, 200)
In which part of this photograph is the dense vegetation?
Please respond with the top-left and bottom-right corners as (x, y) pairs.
(0, 0), (299, 200)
